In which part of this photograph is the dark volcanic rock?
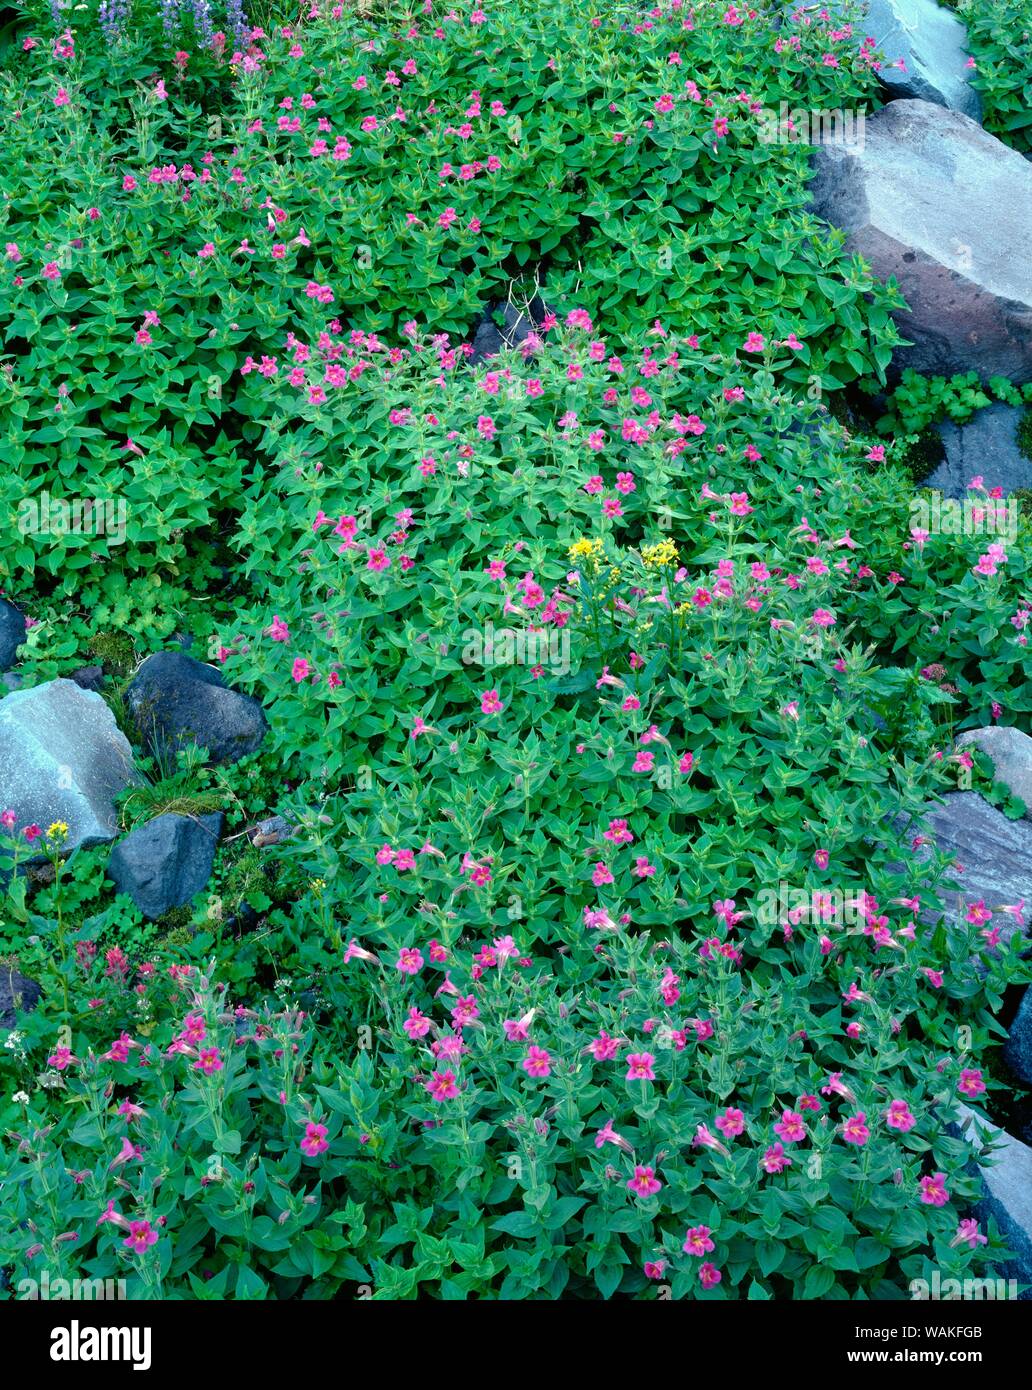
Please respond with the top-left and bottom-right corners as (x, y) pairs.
(0, 967), (41, 1029)
(126, 652), (268, 766)
(107, 811), (224, 921)
(470, 296), (547, 365)
(0, 599), (26, 672)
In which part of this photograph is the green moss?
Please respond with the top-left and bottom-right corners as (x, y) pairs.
(120, 787), (225, 830)
(220, 845), (273, 917)
(87, 630), (137, 677)
(897, 429), (945, 487)
(1017, 407), (1032, 463)
(158, 918), (195, 945)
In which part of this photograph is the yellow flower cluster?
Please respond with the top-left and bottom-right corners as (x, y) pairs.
(46, 821), (69, 844)
(568, 537), (604, 562)
(641, 539), (680, 569)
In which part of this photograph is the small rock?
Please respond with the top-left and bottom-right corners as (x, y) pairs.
(126, 652), (268, 767)
(809, 101), (1032, 381)
(470, 296), (547, 365)
(0, 680), (140, 854)
(956, 1104), (1032, 1299)
(926, 405), (1031, 498)
(1005, 989), (1032, 1088)
(249, 815), (295, 849)
(956, 726), (1032, 815)
(69, 666), (106, 694)
(0, 966), (41, 1029)
(0, 598), (26, 672)
(107, 812), (224, 921)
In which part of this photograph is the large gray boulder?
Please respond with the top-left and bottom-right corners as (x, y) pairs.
(809, 100), (1032, 381)
(863, 0), (980, 117)
(955, 726), (1032, 816)
(956, 1105), (1032, 1299)
(1005, 989), (1032, 1088)
(0, 680), (139, 854)
(126, 652), (268, 767)
(782, 2), (979, 116)
(0, 598), (25, 672)
(0, 966), (41, 1029)
(925, 404), (1032, 499)
(895, 793), (1032, 954)
(108, 811), (224, 920)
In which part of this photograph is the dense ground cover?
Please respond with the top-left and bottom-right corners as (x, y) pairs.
(1, 0), (1030, 1301)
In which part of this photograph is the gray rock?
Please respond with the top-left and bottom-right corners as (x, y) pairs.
(0, 966), (41, 1029)
(782, 2), (979, 117)
(0, 680), (140, 854)
(1005, 989), (1032, 1088)
(809, 100), (1032, 381)
(925, 404), (1031, 498)
(864, 0), (980, 117)
(894, 793), (1032, 954)
(956, 1105), (1032, 1299)
(470, 296), (546, 365)
(249, 815), (295, 848)
(108, 811), (224, 920)
(126, 651), (268, 767)
(70, 665), (106, 694)
(0, 598), (26, 672)
(956, 726), (1032, 815)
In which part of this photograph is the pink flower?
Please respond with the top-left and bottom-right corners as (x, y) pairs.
(919, 1172), (950, 1207)
(193, 1047), (223, 1075)
(403, 1007), (431, 1039)
(958, 1068), (985, 1097)
(626, 1164), (662, 1199)
(395, 946), (424, 975)
(644, 1260), (667, 1279)
(698, 1262), (722, 1289)
(951, 1219), (987, 1250)
(682, 1224), (715, 1256)
(774, 1110), (806, 1143)
(522, 1044), (552, 1078)
(292, 657), (311, 682)
(715, 1107), (745, 1138)
(300, 1121), (329, 1157)
(587, 1030), (622, 1061)
(762, 1142), (792, 1174)
(480, 688), (504, 714)
(885, 1099), (916, 1132)
(742, 332), (765, 353)
(426, 1069), (459, 1101)
(121, 1220), (158, 1254)
(841, 1111), (870, 1146)
(625, 1052), (655, 1081)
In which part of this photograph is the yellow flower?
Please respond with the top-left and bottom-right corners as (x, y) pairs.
(46, 821), (69, 844)
(641, 539), (680, 569)
(310, 877), (326, 894)
(568, 537), (603, 562)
